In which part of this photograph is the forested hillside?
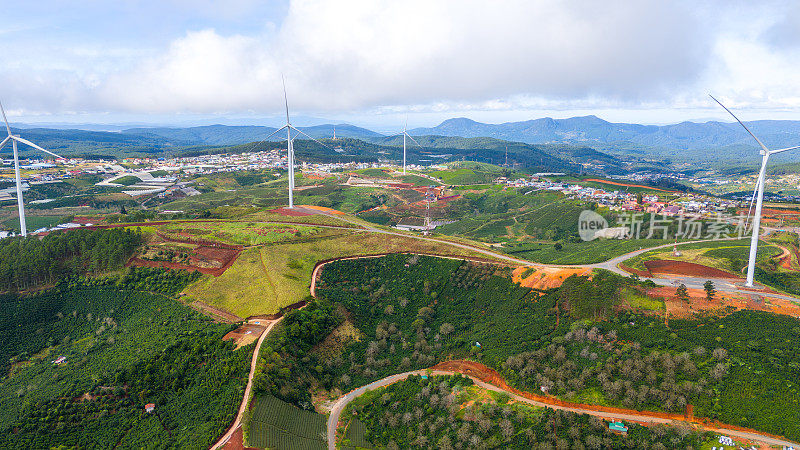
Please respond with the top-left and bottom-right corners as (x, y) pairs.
(262, 255), (800, 441)
(0, 283), (250, 448)
(0, 228), (143, 291)
(347, 374), (712, 449)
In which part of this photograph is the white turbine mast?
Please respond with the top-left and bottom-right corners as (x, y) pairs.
(262, 77), (329, 208)
(710, 95), (800, 287)
(389, 117), (422, 175)
(0, 101), (63, 237)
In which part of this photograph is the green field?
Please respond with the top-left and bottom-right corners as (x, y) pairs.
(246, 395), (326, 450)
(161, 221), (328, 246)
(623, 238), (781, 273)
(430, 167), (494, 185)
(113, 175), (142, 186)
(503, 238), (672, 264)
(1, 214), (71, 232)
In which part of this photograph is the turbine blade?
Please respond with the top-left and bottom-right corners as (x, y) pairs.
(263, 125), (289, 142)
(404, 115), (408, 133)
(282, 74), (290, 126)
(769, 144), (800, 155)
(0, 136), (9, 150)
(12, 136), (63, 159)
(290, 126), (332, 149)
(0, 101), (10, 135)
(405, 133), (423, 148)
(709, 94), (770, 153)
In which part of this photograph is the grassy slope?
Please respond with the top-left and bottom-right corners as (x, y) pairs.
(623, 239), (780, 272)
(502, 239), (674, 264)
(183, 231), (508, 317)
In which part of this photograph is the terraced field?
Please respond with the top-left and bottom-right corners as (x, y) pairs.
(247, 395), (326, 450)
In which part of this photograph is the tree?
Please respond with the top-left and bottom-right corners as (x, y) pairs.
(675, 284), (689, 302)
(703, 280), (715, 301)
(120, 205), (127, 214)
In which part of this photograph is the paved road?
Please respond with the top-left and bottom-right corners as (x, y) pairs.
(209, 317), (281, 450)
(326, 370), (800, 450)
(322, 212), (800, 303)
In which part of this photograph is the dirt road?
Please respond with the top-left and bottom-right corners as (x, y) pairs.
(326, 366), (800, 450)
(210, 317), (280, 450)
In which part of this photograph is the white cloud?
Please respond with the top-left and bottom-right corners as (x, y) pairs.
(3, 0), (800, 121)
(96, 0), (713, 113)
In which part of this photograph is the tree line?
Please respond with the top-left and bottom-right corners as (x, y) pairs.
(0, 228), (143, 291)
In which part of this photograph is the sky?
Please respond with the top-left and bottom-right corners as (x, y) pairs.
(2, 0), (800, 131)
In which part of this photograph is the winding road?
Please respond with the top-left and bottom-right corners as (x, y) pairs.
(325, 369), (800, 449)
(210, 317), (282, 450)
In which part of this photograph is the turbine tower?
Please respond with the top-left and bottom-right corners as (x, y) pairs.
(0, 102), (63, 236)
(710, 95), (800, 287)
(264, 77), (329, 208)
(390, 117), (422, 175)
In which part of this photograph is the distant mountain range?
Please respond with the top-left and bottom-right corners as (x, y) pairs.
(409, 115), (800, 151)
(408, 116), (800, 166)
(123, 123), (382, 146)
(8, 114), (800, 168)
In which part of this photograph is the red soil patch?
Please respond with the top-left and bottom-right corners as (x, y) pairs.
(777, 246), (794, 270)
(71, 216), (102, 225)
(581, 178), (679, 193)
(222, 426), (257, 450)
(619, 263), (652, 278)
(223, 323), (266, 348)
(646, 286), (800, 319)
(269, 207), (312, 217)
(644, 260), (741, 279)
(739, 208), (800, 216)
(513, 266), (592, 290)
(300, 204), (345, 215)
(126, 232), (242, 276)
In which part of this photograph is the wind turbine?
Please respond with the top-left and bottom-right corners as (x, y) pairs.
(263, 77), (329, 208)
(710, 95), (800, 287)
(0, 102), (63, 237)
(390, 117), (422, 175)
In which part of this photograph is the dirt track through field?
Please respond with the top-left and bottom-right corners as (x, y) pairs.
(210, 317), (281, 450)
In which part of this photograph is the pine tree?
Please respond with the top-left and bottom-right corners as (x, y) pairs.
(703, 280), (716, 301)
(676, 284), (689, 302)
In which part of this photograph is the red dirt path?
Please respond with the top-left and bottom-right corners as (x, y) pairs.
(221, 427), (256, 450)
(644, 259), (741, 279)
(432, 359), (792, 444)
(268, 207), (312, 217)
